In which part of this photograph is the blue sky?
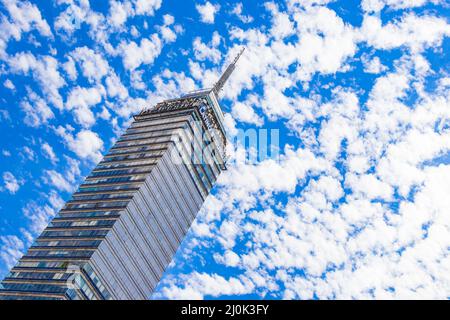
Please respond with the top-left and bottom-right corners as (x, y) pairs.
(0, 0), (450, 299)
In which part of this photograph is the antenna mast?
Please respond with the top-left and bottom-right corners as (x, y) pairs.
(212, 47), (245, 97)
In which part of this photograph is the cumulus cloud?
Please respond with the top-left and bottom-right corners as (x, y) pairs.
(56, 127), (104, 163)
(157, 272), (254, 299)
(156, 14), (184, 43)
(70, 46), (110, 83)
(155, 2), (450, 300)
(62, 56), (77, 81)
(2, 150), (11, 157)
(134, 0), (162, 16)
(361, 13), (450, 52)
(22, 201), (57, 235)
(8, 52), (65, 109)
(231, 97), (264, 126)
(193, 32), (222, 63)
(42, 170), (73, 192)
(119, 34), (163, 70)
(66, 85), (106, 127)
(1, 0), (450, 300)
(118, 15), (183, 71)
(0, 0), (52, 57)
(230, 3), (254, 24)
(3, 79), (15, 90)
(20, 90), (54, 127)
(109, 0), (133, 28)
(196, 2), (220, 24)
(0, 235), (25, 270)
(41, 142), (58, 165)
(361, 0), (443, 13)
(21, 146), (36, 161)
(2, 171), (22, 194)
(362, 56), (388, 74)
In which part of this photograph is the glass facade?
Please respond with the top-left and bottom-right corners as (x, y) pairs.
(0, 89), (227, 300)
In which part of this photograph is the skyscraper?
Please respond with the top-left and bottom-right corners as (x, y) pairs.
(0, 49), (244, 300)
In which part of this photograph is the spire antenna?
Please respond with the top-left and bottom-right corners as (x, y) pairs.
(213, 47), (245, 97)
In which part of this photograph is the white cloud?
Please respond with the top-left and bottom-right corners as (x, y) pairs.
(54, 0), (90, 36)
(361, 0), (443, 13)
(231, 3), (254, 24)
(159, 25), (177, 43)
(2, 171), (21, 194)
(0, 109), (11, 121)
(62, 56), (78, 81)
(157, 13), (450, 297)
(163, 14), (174, 26)
(223, 5), (450, 105)
(109, 0), (133, 28)
(214, 250), (240, 267)
(231, 97), (264, 126)
(43, 170), (72, 192)
(0, 194), (61, 269)
(1, 0), (52, 37)
(56, 127), (104, 163)
(156, 14), (182, 43)
(119, 34), (162, 70)
(157, 272), (254, 299)
(0, 235), (25, 270)
(22, 201), (57, 235)
(286, 0), (335, 8)
(193, 32), (222, 63)
(196, 2), (220, 24)
(22, 146), (36, 161)
(362, 56), (388, 74)
(71, 46), (110, 83)
(130, 69), (146, 90)
(20, 90), (54, 127)
(134, 0), (162, 16)
(3, 79), (15, 90)
(346, 173), (394, 200)
(105, 72), (128, 100)
(0, 0), (52, 57)
(41, 142), (58, 164)
(265, 2), (295, 39)
(2, 150), (11, 157)
(188, 60), (219, 89)
(147, 68), (197, 100)
(66, 85), (105, 127)
(8, 53), (65, 109)
(53, 0), (161, 48)
(224, 5), (359, 105)
(118, 18), (181, 71)
(361, 13), (450, 52)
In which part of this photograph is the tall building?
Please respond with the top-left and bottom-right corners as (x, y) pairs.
(0, 49), (244, 300)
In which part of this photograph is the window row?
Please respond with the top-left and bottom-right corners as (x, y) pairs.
(117, 128), (179, 143)
(26, 250), (94, 258)
(112, 135), (172, 149)
(34, 239), (102, 248)
(77, 184), (141, 193)
(123, 120), (187, 136)
(49, 219), (116, 228)
(100, 151), (164, 164)
(89, 167), (153, 178)
(106, 143), (169, 157)
(64, 201), (129, 210)
(132, 109), (192, 127)
(56, 210), (121, 219)
(40, 229), (109, 237)
(81, 175), (146, 186)
(72, 192), (134, 201)
(1, 282), (67, 294)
